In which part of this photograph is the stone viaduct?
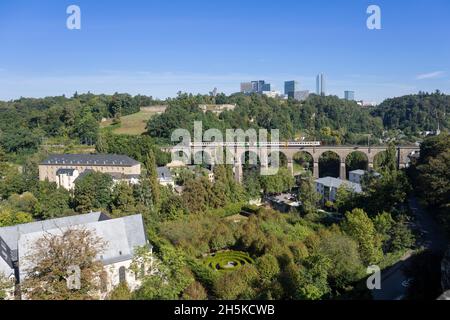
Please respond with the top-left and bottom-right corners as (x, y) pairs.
(168, 144), (420, 183)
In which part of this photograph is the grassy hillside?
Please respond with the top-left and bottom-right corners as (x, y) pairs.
(101, 107), (166, 135)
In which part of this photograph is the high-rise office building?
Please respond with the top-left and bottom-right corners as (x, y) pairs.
(240, 82), (253, 94)
(344, 91), (355, 101)
(316, 73), (326, 96)
(284, 81), (299, 98)
(241, 80), (271, 94)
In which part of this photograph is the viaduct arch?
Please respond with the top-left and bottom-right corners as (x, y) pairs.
(169, 145), (420, 183)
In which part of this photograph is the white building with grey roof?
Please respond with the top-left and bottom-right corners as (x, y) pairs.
(315, 177), (363, 203)
(39, 154), (141, 190)
(0, 212), (153, 300)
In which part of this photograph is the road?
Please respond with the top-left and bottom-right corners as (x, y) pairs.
(372, 197), (448, 300)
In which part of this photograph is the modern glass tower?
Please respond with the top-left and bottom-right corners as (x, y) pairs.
(284, 81), (299, 98)
(316, 73), (326, 96)
(345, 91), (355, 101)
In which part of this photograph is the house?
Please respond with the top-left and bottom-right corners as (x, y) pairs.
(157, 167), (175, 187)
(187, 166), (215, 183)
(349, 169), (381, 185)
(315, 177), (362, 202)
(0, 213), (153, 300)
(56, 168), (79, 190)
(39, 154), (141, 190)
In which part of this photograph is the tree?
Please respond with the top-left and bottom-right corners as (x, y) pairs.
(0, 273), (13, 300)
(7, 192), (38, 214)
(0, 207), (33, 227)
(182, 281), (208, 300)
(0, 146), (8, 176)
(74, 112), (99, 145)
(213, 264), (259, 300)
(159, 192), (186, 221)
(335, 185), (359, 214)
(182, 177), (212, 213)
(144, 151), (160, 206)
(33, 181), (73, 219)
(298, 175), (321, 216)
(74, 172), (113, 212)
(260, 168), (295, 194)
(133, 245), (193, 300)
(375, 143), (397, 173)
(361, 170), (411, 215)
(295, 254), (332, 300)
(317, 231), (364, 289)
(342, 208), (383, 265)
(256, 254), (280, 285)
(21, 228), (106, 300)
(108, 283), (132, 300)
(110, 182), (136, 216)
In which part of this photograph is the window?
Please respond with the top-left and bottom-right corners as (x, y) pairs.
(119, 266), (126, 284)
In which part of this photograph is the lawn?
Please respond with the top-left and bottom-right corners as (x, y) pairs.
(100, 107), (165, 135)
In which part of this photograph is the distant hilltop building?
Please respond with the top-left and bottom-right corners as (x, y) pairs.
(316, 73), (326, 96)
(199, 104), (237, 115)
(284, 81), (310, 101)
(357, 100), (377, 107)
(240, 80), (271, 94)
(345, 91), (355, 101)
(39, 154), (141, 190)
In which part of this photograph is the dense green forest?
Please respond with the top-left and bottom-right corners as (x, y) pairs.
(147, 93), (385, 144)
(0, 93), (158, 161)
(0, 91), (448, 163)
(373, 91), (449, 135)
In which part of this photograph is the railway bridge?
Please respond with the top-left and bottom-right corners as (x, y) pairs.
(167, 143), (420, 183)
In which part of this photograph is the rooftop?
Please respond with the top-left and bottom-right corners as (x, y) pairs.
(157, 167), (173, 180)
(349, 169), (367, 176)
(41, 154), (140, 167)
(315, 177), (362, 193)
(0, 213), (148, 279)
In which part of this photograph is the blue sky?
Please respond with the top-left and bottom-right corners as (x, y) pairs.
(0, 0), (449, 102)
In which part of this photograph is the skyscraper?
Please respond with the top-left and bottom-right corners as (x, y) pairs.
(240, 82), (253, 94)
(284, 81), (299, 98)
(345, 91), (355, 101)
(241, 80), (271, 94)
(316, 73), (326, 96)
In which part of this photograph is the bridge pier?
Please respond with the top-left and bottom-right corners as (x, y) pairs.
(234, 163), (243, 184)
(340, 162), (347, 180)
(313, 162), (319, 179)
(287, 161), (294, 176)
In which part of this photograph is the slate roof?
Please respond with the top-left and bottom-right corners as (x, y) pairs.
(349, 169), (367, 176)
(41, 154), (140, 167)
(157, 167), (173, 180)
(315, 177), (362, 193)
(56, 168), (77, 176)
(0, 213), (149, 281)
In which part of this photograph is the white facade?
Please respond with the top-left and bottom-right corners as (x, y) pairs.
(315, 177), (362, 202)
(56, 169), (79, 190)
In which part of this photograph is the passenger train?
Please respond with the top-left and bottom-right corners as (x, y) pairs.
(190, 141), (322, 147)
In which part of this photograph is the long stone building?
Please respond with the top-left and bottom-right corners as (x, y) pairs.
(39, 154), (141, 190)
